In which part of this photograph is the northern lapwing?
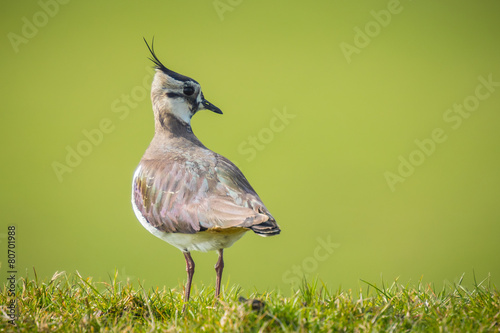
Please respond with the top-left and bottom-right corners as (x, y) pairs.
(131, 39), (281, 305)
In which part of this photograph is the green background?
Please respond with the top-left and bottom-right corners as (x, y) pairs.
(1, 0), (499, 294)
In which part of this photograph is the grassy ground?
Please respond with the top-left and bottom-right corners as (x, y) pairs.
(1, 271), (499, 332)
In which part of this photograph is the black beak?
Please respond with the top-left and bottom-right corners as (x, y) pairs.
(201, 98), (223, 114)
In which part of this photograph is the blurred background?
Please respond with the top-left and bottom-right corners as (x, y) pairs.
(1, 0), (499, 295)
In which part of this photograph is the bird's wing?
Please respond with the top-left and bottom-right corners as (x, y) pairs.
(213, 155), (280, 236)
(132, 156), (278, 234)
(213, 155), (274, 219)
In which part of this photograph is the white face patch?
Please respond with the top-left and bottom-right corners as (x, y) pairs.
(195, 92), (203, 105)
(166, 96), (193, 124)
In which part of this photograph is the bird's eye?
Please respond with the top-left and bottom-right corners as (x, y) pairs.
(183, 86), (195, 96)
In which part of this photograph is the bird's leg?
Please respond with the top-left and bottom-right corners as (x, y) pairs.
(183, 251), (195, 303)
(214, 249), (224, 298)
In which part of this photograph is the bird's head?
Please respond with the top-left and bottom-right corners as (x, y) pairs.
(144, 38), (222, 129)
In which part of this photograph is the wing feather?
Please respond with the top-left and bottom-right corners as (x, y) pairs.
(132, 154), (278, 234)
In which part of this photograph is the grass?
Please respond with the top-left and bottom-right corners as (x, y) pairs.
(1, 271), (499, 332)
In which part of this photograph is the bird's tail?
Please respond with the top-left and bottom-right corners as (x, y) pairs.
(250, 219), (281, 237)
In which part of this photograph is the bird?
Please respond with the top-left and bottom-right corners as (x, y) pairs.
(131, 38), (281, 305)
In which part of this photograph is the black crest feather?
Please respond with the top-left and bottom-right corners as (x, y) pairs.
(143, 37), (168, 72)
(143, 37), (198, 84)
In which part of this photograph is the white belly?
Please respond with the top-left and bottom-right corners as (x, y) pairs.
(161, 229), (247, 252)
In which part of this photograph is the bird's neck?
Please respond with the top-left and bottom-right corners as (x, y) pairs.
(146, 113), (206, 157)
(156, 112), (192, 135)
